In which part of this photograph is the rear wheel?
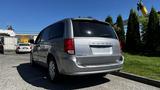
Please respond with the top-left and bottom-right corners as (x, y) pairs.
(1, 47), (4, 54)
(0, 49), (2, 54)
(48, 57), (59, 82)
(16, 51), (19, 54)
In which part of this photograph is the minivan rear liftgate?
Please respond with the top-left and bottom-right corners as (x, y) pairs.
(74, 37), (122, 66)
(72, 20), (122, 67)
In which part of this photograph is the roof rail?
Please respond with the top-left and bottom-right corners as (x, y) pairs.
(72, 17), (97, 21)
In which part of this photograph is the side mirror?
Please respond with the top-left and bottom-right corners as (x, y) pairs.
(29, 39), (35, 44)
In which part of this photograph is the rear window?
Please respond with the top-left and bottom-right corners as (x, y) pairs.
(72, 20), (117, 39)
(19, 44), (30, 46)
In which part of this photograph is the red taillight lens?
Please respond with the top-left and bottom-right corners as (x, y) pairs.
(30, 46), (32, 49)
(119, 41), (122, 50)
(17, 47), (20, 49)
(64, 38), (75, 55)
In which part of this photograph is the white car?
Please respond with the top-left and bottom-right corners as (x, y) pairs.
(16, 43), (31, 53)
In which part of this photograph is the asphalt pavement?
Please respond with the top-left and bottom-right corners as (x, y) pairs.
(0, 54), (159, 90)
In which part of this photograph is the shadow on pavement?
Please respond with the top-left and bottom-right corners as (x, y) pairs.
(17, 63), (110, 90)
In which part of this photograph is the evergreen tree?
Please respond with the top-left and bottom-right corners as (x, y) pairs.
(7, 25), (14, 30)
(126, 9), (141, 52)
(105, 16), (113, 25)
(145, 7), (160, 52)
(115, 15), (125, 50)
(141, 19), (148, 47)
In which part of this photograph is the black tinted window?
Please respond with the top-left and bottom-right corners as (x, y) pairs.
(19, 44), (30, 46)
(42, 28), (49, 41)
(73, 20), (117, 39)
(49, 22), (64, 39)
(35, 31), (43, 44)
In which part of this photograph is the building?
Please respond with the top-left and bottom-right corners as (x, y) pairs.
(0, 29), (16, 37)
(0, 28), (38, 43)
(16, 34), (38, 43)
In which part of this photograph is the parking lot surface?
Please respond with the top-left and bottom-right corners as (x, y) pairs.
(0, 54), (159, 90)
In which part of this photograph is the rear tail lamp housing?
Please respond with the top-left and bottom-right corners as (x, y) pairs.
(17, 46), (20, 49)
(64, 38), (75, 55)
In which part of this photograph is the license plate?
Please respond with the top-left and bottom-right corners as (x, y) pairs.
(23, 47), (28, 49)
(91, 47), (112, 55)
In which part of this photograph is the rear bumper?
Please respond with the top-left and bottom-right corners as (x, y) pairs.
(16, 49), (31, 53)
(58, 55), (124, 75)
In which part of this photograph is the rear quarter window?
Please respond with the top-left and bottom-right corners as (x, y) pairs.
(72, 20), (117, 39)
(48, 22), (64, 39)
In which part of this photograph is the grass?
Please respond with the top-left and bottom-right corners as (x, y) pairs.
(122, 53), (160, 80)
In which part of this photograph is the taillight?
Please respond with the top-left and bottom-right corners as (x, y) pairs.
(119, 41), (122, 50)
(64, 38), (75, 55)
(30, 46), (32, 49)
(17, 46), (20, 49)
(119, 41), (123, 53)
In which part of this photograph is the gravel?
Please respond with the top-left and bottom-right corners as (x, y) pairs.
(0, 54), (159, 90)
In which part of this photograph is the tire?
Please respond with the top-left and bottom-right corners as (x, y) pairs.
(30, 53), (36, 66)
(16, 51), (19, 54)
(1, 48), (4, 54)
(48, 57), (59, 82)
(0, 46), (3, 54)
(0, 49), (2, 53)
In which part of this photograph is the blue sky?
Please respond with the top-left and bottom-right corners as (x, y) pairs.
(0, 0), (160, 34)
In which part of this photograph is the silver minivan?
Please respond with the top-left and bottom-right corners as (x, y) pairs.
(30, 18), (124, 81)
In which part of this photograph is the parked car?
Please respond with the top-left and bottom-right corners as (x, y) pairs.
(16, 43), (31, 53)
(30, 18), (124, 81)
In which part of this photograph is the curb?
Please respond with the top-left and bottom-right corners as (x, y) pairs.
(111, 71), (160, 88)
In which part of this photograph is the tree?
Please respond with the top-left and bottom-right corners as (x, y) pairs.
(145, 7), (160, 52)
(141, 16), (148, 46)
(105, 16), (113, 25)
(115, 15), (125, 50)
(126, 9), (141, 52)
(7, 25), (14, 30)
